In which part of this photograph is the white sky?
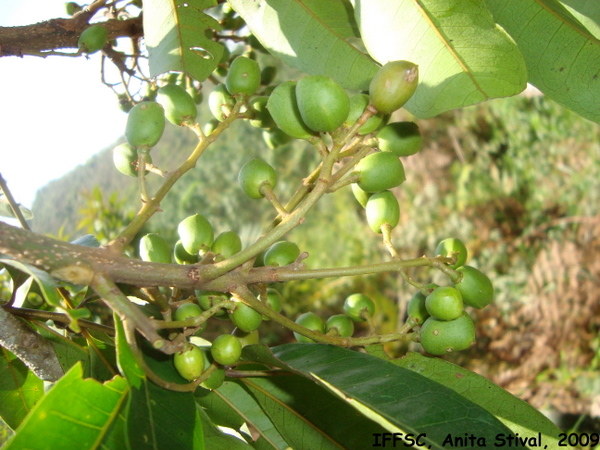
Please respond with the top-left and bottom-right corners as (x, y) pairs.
(0, 1), (127, 209)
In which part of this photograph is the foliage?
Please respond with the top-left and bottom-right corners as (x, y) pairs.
(1, 0), (599, 448)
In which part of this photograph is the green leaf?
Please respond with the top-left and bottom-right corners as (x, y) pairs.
(0, 198), (33, 220)
(560, 0), (600, 39)
(0, 259), (61, 307)
(196, 381), (287, 447)
(239, 374), (389, 449)
(35, 325), (90, 374)
(229, 0), (378, 90)
(144, 0), (224, 81)
(355, 0), (528, 118)
(485, 0), (600, 123)
(256, 344), (515, 449)
(394, 352), (566, 450)
(195, 405), (253, 449)
(4, 363), (128, 450)
(114, 317), (205, 449)
(0, 348), (44, 430)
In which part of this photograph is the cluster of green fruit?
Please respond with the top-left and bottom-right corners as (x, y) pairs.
(407, 238), (494, 355)
(168, 287), (282, 386)
(112, 72), (204, 176)
(293, 293), (375, 343)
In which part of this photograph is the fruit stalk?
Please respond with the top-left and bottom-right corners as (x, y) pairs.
(108, 99), (245, 253)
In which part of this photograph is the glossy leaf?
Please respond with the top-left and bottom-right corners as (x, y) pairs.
(195, 406), (253, 449)
(229, 0), (378, 90)
(196, 381), (287, 447)
(239, 374), (389, 449)
(355, 0), (528, 118)
(144, 0), (224, 81)
(4, 363), (128, 449)
(114, 317), (205, 449)
(394, 352), (564, 449)
(484, 0), (600, 123)
(0, 348), (43, 430)
(248, 343), (514, 449)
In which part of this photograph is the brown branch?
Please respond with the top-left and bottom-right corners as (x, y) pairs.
(0, 16), (143, 57)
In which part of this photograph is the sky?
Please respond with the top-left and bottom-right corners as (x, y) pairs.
(0, 1), (128, 211)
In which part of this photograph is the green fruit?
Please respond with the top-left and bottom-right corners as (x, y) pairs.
(174, 302), (203, 322)
(226, 56), (261, 96)
(355, 152), (406, 193)
(369, 60), (418, 114)
(365, 190), (400, 234)
(351, 183), (372, 208)
(259, 288), (282, 320)
(295, 76), (350, 133)
(231, 303), (263, 333)
(117, 94), (133, 113)
(435, 238), (468, 268)
(453, 266), (494, 309)
(343, 293), (375, 322)
(125, 101), (166, 149)
(345, 93), (387, 135)
(156, 83), (198, 126)
(419, 312), (475, 355)
(177, 214), (214, 255)
(201, 367), (225, 390)
(211, 334), (242, 366)
(196, 290), (228, 317)
(261, 66), (277, 86)
(78, 24), (108, 54)
(249, 96), (276, 129)
(65, 2), (82, 16)
(238, 158), (277, 199)
(204, 119), (220, 136)
(174, 240), (199, 264)
(232, 328), (260, 347)
(325, 314), (355, 337)
(377, 122), (422, 157)
(139, 233), (171, 264)
(113, 143), (152, 177)
(406, 292), (430, 325)
(267, 81), (315, 139)
(208, 84), (235, 121)
(262, 129), (293, 149)
(293, 312), (324, 343)
(264, 241), (300, 267)
(174, 344), (207, 381)
(425, 286), (464, 321)
(211, 231), (242, 259)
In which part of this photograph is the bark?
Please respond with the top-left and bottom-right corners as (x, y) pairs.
(0, 16), (142, 57)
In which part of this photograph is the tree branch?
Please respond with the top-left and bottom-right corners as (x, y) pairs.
(0, 16), (143, 57)
(0, 305), (64, 381)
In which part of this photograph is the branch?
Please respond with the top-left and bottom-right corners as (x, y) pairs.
(0, 222), (440, 292)
(0, 16), (143, 57)
(0, 305), (64, 381)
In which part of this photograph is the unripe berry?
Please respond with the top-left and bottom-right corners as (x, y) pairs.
(295, 76), (350, 133)
(343, 293), (375, 322)
(156, 83), (198, 126)
(369, 60), (418, 114)
(139, 233), (171, 264)
(125, 101), (165, 149)
(78, 24), (108, 54)
(365, 190), (400, 233)
(238, 158), (277, 199)
(226, 56), (261, 96)
(355, 152), (406, 193)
